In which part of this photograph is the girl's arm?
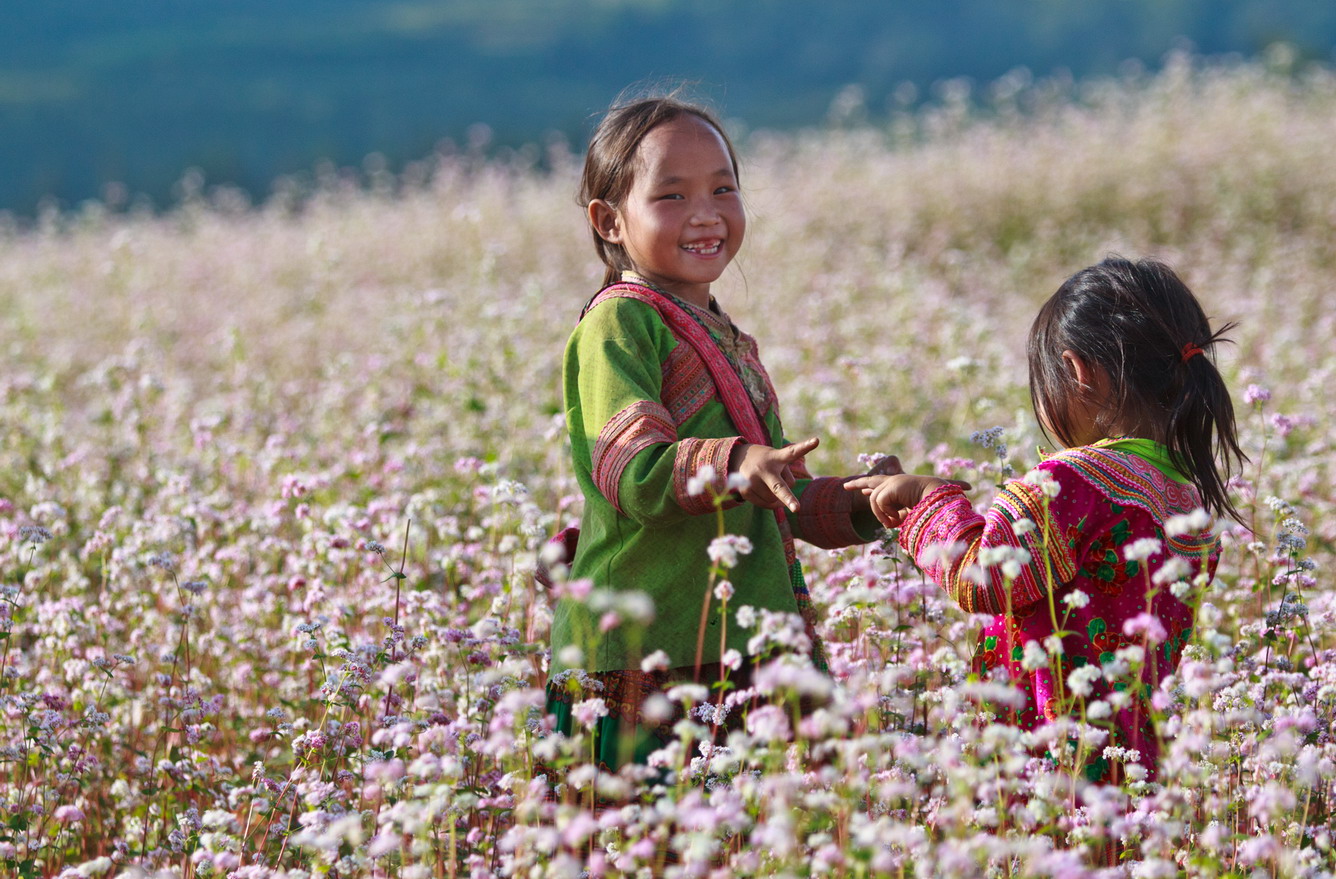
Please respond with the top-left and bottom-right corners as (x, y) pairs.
(892, 466), (1084, 615)
(785, 456), (906, 549)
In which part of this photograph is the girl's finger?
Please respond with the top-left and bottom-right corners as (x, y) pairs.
(771, 479), (800, 513)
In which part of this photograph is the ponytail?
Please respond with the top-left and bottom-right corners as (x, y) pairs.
(1166, 319), (1245, 522)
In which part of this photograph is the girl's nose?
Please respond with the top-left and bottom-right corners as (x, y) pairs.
(690, 200), (721, 225)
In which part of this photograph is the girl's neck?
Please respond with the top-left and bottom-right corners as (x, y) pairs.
(623, 270), (713, 311)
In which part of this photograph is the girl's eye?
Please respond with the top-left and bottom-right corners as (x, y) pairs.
(715, 186), (737, 195)
(658, 193), (684, 201)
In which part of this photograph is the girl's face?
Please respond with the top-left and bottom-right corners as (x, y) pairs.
(589, 114), (744, 307)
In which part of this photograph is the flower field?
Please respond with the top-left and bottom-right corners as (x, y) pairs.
(2, 55), (1335, 877)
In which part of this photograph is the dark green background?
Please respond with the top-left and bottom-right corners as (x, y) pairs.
(4, 0), (1334, 215)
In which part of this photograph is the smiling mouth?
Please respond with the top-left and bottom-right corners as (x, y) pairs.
(682, 239), (723, 256)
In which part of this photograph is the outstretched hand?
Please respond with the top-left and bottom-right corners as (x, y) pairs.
(729, 437), (819, 513)
(844, 472), (971, 529)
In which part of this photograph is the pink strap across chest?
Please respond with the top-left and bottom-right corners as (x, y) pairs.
(584, 283), (770, 447)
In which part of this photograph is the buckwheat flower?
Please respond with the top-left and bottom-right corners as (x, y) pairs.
(1164, 508), (1211, 536)
(1276, 531), (1307, 552)
(557, 645), (584, 668)
(182, 580), (208, 595)
(1243, 384), (1271, 405)
(1062, 589), (1090, 610)
(1169, 579), (1192, 599)
(1087, 700), (1112, 720)
(1152, 556), (1191, 586)
(686, 464), (717, 497)
(1010, 517), (1037, 537)
(73, 856), (113, 876)
(721, 649), (742, 671)
(1067, 665), (1102, 698)
(266, 708), (285, 719)
(726, 471), (749, 492)
(714, 580), (735, 602)
(54, 805), (85, 823)
(970, 426), (1005, 449)
(454, 456), (484, 474)
(707, 535), (753, 569)
(745, 704), (791, 743)
(1023, 469), (1061, 498)
(692, 702), (728, 725)
(1123, 613), (1168, 645)
(571, 698), (608, 728)
(19, 525), (53, 544)
(641, 694), (673, 724)
(641, 650), (671, 673)
(598, 611), (621, 633)
(366, 540), (386, 555)
(1280, 517), (1309, 536)
(146, 552), (175, 573)
(1263, 496), (1294, 516)
(666, 683), (709, 705)
(735, 605), (756, 629)
(1042, 634), (1064, 656)
(618, 591), (655, 623)
(1020, 640), (1047, 671)
(562, 578), (593, 601)
(1123, 537), (1162, 562)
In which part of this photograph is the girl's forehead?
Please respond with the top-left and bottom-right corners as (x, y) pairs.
(633, 116), (734, 178)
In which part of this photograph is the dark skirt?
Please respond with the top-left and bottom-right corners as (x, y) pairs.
(545, 661), (753, 771)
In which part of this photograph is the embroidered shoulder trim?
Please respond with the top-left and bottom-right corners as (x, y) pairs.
(661, 340), (716, 425)
(1047, 448), (1214, 559)
(591, 401), (677, 514)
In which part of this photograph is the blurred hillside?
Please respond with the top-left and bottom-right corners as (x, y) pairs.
(3, 0), (1335, 215)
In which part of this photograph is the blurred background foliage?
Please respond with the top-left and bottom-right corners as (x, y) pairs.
(3, 0), (1336, 215)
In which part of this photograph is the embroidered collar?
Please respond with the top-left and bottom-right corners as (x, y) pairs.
(620, 272), (737, 340)
(1090, 437), (1191, 484)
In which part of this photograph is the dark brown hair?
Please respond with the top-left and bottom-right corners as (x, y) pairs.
(1028, 256), (1246, 520)
(578, 94), (740, 287)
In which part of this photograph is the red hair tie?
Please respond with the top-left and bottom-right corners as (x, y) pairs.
(1181, 342), (1204, 363)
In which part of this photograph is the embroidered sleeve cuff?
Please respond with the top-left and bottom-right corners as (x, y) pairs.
(793, 476), (870, 548)
(673, 436), (744, 515)
(897, 483), (970, 558)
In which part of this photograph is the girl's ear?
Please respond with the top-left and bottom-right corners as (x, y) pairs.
(588, 199), (623, 244)
(1062, 349), (1112, 402)
(1061, 349), (1095, 390)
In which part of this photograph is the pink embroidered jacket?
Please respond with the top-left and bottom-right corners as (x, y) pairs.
(898, 440), (1218, 780)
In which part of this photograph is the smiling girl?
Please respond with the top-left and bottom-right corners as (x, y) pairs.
(547, 94), (884, 769)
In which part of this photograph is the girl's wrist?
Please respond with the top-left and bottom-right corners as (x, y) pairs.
(728, 442), (750, 474)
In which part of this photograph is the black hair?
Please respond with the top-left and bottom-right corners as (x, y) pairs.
(578, 92), (740, 288)
(1028, 255), (1246, 521)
